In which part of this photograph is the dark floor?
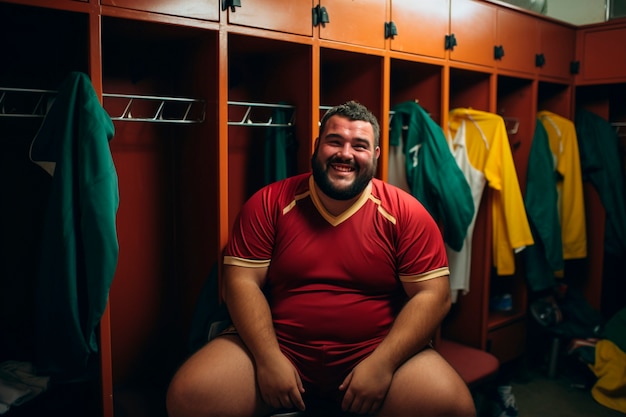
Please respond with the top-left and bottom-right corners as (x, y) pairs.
(477, 353), (625, 417)
(510, 370), (624, 417)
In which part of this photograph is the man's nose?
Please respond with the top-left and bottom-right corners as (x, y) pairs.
(336, 143), (354, 158)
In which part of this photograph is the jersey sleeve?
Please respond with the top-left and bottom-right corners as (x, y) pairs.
(223, 186), (276, 267)
(395, 191), (449, 282)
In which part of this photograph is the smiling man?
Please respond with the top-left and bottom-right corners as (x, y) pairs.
(311, 107), (379, 204)
(166, 101), (476, 417)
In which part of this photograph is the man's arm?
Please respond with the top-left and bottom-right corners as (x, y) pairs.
(339, 275), (451, 414)
(369, 274), (451, 369)
(221, 264), (305, 411)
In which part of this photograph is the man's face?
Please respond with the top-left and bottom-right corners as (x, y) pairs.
(311, 115), (380, 200)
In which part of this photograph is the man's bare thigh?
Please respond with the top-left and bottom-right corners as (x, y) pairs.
(379, 348), (475, 417)
(167, 335), (273, 417)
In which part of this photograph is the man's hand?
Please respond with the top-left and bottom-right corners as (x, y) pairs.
(339, 356), (394, 415)
(256, 353), (306, 412)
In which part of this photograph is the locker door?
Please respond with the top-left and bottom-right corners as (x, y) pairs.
(320, 0), (388, 49)
(390, 0), (449, 59)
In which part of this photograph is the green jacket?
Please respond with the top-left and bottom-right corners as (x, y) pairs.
(31, 72), (118, 378)
(523, 121), (564, 292)
(575, 108), (626, 255)
(390, 101), (473, 251)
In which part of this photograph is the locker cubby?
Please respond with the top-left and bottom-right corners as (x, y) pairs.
(443, 68), (495, 351)
(101, 16), (219, 417)
(575, 82), (626, 318)
(576, 84), (612, 117)
(0, 3), (103, 415)
(320, 48), (384, 119)
(227, 34), (312, 229)
(496, 75), (534, 188)
(449, 67), (492, 111)
(491, 75), (533, 343)
(390, 59), (443, 124)
(0, 0), (89, 364)
(538, 81), (572, 118)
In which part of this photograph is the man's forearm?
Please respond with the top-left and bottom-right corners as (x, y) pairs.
(222, 273), (282, 364)
(369, 283), (451, 371)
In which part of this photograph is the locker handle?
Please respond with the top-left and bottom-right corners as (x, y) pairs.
(222, 0), (241, 12)
(445, 34), (457, 50)
(385, 22), (398, 39)
(535, 53), (546, 67)
(494, 45), (505, 60)
(313, 5), (330, 27)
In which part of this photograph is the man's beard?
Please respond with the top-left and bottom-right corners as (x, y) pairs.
(311, 152), (377, 201)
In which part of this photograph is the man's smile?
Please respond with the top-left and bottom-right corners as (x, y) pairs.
(330, 163), (355, 174)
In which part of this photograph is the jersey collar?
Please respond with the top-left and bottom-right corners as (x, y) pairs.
(308, 175), (372, 226)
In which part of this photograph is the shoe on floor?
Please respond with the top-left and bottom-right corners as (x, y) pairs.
(492, 385), (519, 417)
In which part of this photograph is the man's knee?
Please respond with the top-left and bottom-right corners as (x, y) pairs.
(448, 389), (477, 417)
(438, 377), (476, 417)
(381, 349), (477, 417)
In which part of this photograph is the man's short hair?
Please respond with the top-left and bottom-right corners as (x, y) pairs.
(319, 101), (380, 147)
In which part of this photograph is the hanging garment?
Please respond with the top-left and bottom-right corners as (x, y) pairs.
(387, 137), (411, 193)
(575, 108), (626, 256)
(523, 121), (564, 292)
(448, 108), (533, 276)
(29, 71), (119, 379)
(388, 101), (474, 253)
(445, 119), (486, 301)
(263, 105), (297, 186)
(537, 110), (587, 260)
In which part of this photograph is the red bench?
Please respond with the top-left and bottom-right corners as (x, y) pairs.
(437, 338), (500, 387)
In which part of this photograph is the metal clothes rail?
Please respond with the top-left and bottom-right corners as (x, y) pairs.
(0, 87), (206, 124)
(227, 101), (295, 127)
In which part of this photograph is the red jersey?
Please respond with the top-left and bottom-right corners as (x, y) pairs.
(224, 173), (448, 347)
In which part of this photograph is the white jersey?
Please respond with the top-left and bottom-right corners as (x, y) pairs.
(446, 119), (486, 302)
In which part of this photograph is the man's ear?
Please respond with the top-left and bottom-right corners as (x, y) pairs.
(375, 146), (381, 159)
